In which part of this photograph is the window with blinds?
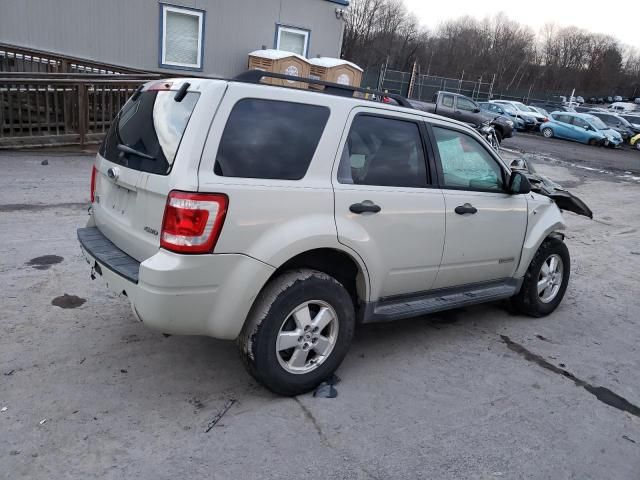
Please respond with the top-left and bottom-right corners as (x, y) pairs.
(160, 4), (204, 70)
(276, 26), (309, 57)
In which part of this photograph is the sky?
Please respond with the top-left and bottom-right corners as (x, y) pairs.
(402, 0), (639, 49)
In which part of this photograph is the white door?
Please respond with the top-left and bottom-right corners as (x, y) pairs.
(429, 125), (528, 289)
(332, 109), (446, 300)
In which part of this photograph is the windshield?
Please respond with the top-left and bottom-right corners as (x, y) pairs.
(616, 116), (632, 127)
(513, 102), (530, 112)
(99, 89), (200, 175)
(584, 115), (607, 130)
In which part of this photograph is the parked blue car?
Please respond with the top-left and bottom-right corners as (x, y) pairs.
(480, 102), (525, 131)
(539, 112), (623, 147)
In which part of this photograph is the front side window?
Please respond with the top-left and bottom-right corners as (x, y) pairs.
(337, 115), (428, 188)
(276, 25), (309, 56)
(571, 117), (588, 128)
(160, 4), (204, 70)
(457, 97), (476, 112)
(499, 103), (517, 115)
(433, 127), (504, 191)
(214, 99), (329, 180)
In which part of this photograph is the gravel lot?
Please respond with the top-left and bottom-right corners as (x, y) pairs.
(1, 144), (639, 479)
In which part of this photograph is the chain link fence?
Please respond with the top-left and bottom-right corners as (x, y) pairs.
(363, 65), (562, 105)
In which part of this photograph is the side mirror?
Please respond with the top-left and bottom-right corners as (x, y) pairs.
(473, 107), (481, 113)
(509, 171), (532, 195)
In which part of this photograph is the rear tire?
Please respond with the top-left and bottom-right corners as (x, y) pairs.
(238, 269), (355, 396)
(511, 237), (570, 317)
(542, 127), (554, 138)
(588, 138), (598, 146)
(635, 142), (640, 151)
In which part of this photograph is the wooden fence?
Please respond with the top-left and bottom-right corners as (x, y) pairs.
(0, 43), (161, 148)
(0, 74), (160, 148)
(0, 42), (149, 75)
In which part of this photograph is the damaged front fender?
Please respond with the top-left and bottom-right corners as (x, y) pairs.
(510, 158), (593, 219)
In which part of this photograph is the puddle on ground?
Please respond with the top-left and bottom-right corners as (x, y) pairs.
(26, 255), (63, 270)
(51, 294), (86, 309)
(501, 335), (640, 418)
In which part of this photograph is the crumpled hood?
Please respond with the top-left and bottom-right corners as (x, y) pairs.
(510, 158), (593, 219)
(603, 129), (622, 141)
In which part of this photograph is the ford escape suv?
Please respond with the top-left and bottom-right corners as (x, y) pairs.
(78, 72), (582, 396)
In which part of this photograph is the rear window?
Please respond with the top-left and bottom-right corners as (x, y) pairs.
(214, 99), (329, 180)
(100, 90), (199, 175)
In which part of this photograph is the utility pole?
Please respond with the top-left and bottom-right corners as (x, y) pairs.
(488, 73), (496, 100)
(408, 61), (417, 99)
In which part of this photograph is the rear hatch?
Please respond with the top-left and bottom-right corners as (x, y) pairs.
(92, 82), (201, 262)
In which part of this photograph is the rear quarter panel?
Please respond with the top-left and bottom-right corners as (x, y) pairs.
(196, 83), (371, 298)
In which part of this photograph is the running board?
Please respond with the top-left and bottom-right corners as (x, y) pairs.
(361, 279), (522, 324)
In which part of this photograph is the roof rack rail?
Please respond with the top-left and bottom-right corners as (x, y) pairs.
(233, 70), (415, 109)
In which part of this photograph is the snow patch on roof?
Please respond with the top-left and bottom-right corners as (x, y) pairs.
(308, 57), (363, 71)
(249, 49), (308, 62)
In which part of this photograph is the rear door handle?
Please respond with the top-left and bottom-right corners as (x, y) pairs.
(455, 203), (478, 215)
(350, 201), (381, 214)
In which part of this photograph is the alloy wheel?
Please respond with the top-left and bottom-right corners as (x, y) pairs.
(275, 300), (339, 374)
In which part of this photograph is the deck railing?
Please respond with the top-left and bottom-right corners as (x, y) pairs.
(0, 74), (160, 148)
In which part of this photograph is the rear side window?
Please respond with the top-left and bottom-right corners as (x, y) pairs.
(214, 99), (329, 180)
(337, 115), (428, 188)
(442, 95), (454, 108)
(100, 90), (199, 175)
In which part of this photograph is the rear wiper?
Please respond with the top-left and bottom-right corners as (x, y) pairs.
(117, 143), (155, 160)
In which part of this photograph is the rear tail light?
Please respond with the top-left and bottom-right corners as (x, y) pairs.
(90, 165), (97, 203)
(160, 191), (228, 254)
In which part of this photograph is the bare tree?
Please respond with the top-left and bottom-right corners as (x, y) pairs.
(341, 0), (640, 99)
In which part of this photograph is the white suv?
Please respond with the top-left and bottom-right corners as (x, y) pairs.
(79, 73), (574, 395)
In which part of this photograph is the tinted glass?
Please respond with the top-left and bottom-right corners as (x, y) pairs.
(594, 114), (614, 125)
(214, 99), (329, 180)
(442, 95), (454, 108)
(584, 115), (607, 129)
(571, 117), (588, 128)
(500, 103), (517, 114)
(554, 114), (572, 124)
(433, 127), (504, 191)
(623, 115), (640, 124)
(337, 115), (428, 188)
(100, 91), (199, 175)
(457, 97), (476, 111)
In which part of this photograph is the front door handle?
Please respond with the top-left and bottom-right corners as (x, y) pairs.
(350, 201), (381, 214)
(455, 203), (478, 215)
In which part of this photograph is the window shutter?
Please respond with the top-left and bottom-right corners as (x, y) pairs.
(165, 10), (199, 66)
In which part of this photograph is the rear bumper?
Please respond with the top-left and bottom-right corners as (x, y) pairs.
(78, 227), (275, 340)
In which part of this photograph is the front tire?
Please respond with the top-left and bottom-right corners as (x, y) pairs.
(512, 237), (570, 317)
(542, 127), (554, 138)
(238, 269), (355, 396)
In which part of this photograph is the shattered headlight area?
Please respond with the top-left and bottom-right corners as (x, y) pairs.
(510, 158), (593, 219)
